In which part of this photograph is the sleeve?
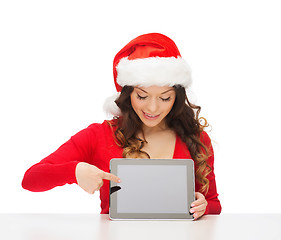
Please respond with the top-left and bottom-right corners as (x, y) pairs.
(201, 131), (222, 215)
(21, 125), (97, 192)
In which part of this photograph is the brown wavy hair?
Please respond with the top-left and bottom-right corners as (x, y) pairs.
(107, 85), (212, 194)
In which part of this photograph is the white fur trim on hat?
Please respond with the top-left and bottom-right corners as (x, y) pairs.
(116, 56), (192, 88)
(103, 92), (122, 116)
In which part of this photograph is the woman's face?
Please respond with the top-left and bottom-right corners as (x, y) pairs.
(130, 85), (176, 129)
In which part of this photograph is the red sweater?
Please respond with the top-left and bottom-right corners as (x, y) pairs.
(22, 120), (221, 215)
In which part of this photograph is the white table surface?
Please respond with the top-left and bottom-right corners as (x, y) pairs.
(0, 213), (280, 240)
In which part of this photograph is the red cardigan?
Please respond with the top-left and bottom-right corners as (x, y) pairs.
(22, 120), (221, 215)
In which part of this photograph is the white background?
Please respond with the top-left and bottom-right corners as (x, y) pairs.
(1, 0), (280, 214)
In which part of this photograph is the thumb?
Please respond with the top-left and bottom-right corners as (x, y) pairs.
(102, 171), (121, 183)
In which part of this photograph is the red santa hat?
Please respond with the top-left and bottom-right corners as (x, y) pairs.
(104, 33), (192, 116)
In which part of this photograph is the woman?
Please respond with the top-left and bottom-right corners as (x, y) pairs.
(22, 33), (221, 220)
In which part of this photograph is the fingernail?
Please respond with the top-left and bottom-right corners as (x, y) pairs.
(118, 179), (121, 183)
(191, 203), (195, 207)
(190, 209), (195, 213)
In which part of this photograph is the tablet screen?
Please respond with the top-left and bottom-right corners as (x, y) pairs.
(117, 165), (188, 213)
(110, 159), (195, 220)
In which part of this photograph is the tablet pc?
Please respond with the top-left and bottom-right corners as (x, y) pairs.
(109, 158), (195, 220)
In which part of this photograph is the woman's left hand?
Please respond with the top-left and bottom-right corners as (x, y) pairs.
(190, 192), (208, 220)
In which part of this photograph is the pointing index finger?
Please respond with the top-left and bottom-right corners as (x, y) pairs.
(102, 171), (121, 183)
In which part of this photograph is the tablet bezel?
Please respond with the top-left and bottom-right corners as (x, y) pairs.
(109, 158), (195, 220)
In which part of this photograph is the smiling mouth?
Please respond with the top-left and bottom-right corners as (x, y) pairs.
(143, 111), (160, 120)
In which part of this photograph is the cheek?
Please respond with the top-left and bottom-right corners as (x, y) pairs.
(163, 100), (175, 113)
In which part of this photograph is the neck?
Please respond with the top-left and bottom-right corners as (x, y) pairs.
(142, 120), (170, 136)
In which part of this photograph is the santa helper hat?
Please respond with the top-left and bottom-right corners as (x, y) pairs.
(104, 33), (192, 116)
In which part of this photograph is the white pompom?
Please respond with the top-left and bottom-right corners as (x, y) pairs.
(103, 92), (122, 117)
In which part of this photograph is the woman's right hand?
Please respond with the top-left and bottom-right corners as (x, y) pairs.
(75, 162), (121, 194)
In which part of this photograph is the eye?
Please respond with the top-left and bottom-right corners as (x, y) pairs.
(160, 97), (171, 102)
(137, 94), (147, 100)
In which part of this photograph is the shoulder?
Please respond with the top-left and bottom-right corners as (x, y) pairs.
(200, 131), (211, 145)
(86, 117), (122, 136)
(70, 119), (119, 146)
(199, 131), (214, 156)
(86, 118), (119, 134)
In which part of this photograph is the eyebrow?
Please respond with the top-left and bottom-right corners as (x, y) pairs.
(135, 87), (174, 94)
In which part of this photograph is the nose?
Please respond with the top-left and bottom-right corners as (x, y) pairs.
(146, 98), (158, 114)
